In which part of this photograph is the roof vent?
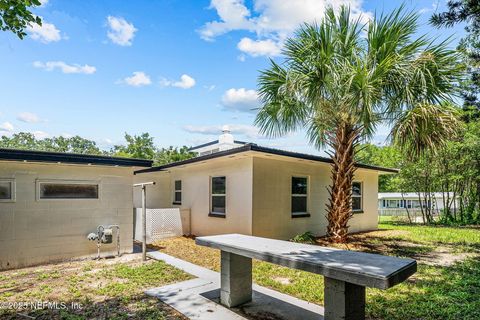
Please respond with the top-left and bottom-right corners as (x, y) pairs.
(219, 125), (234, 145)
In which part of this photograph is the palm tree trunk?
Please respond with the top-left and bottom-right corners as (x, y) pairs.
(326, 123), (359, 243)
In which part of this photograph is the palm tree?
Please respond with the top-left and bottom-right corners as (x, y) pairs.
(255, 6), (463, 243)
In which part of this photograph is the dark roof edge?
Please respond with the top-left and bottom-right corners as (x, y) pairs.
(188, 140), (248, 151)
(135, 144), (398, 174)
(0, 148), (153, 167)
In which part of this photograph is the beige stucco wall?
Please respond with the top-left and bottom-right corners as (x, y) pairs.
(135, 156), (253, 237)
(0, 161), (136, 270)
(252, 156), (379, 240)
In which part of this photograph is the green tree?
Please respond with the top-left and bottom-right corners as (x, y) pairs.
(154, 146), (195, 166)
(355, 144), (402, 192)
(0, 0), (42, 39)
(0, 132), (37, 149)
(41, 136), (102, 154)
(112, 133), (156, 160)
(431, 0), (480, 120)
(255, 6), (462, 242)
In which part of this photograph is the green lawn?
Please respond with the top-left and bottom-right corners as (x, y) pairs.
(0, 256), (191, 319)
(156, 221), (480, 320)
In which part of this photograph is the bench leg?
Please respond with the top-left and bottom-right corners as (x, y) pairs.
(324, 277), (366, 320)
(220, 251), (252, 307)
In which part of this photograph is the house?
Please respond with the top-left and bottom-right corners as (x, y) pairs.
(134, 128), (397, 240)
(0, 148), (152, 270)
(378, 192), (459, 215)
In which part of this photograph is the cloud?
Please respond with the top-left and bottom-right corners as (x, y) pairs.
(184, 124), (264, 139)
(107, 16), (137, 46)
(120, 71), (152, 87)
(161, 74), (196, 89)
(39, 0), (49, 7)
(33, 61), (96, 74)
(199, 0), (372, 56)
(17, 112), (41, 123)
(0, 122), (14, 133)
(27, 18), (62, 43)
(237, 37), (281, 57)
(221, 88), (260, 112)
(32, 131), (49, 139)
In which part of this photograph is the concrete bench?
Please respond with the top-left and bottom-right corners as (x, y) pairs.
(196, 234), (417, 320)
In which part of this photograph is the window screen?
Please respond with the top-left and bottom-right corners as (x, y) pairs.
(0, 181), (12, 200)
(211, 176), (226, 214)
(352, 182), (362, 212)
(291, 177), (308, 215)
(174, 180), (182, 204)
(39, 183), (99, 199)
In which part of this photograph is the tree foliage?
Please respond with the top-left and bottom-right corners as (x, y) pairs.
(0, 0), (42, 39)
(431, 0), (480, 120)
(255, 6), (462, 242)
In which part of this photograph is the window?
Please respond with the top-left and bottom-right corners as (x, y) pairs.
(173, 180), (182, 204)
(38, 180), (99, 200)
(0, 179), (15, 202)
(210, 176), (226, 215)
(352, 182), (362, 212)
(291, 177), (308, 216)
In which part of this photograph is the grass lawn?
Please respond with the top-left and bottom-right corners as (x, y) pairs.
(0, 254), (192, 319)
(155, 221), (480, 320)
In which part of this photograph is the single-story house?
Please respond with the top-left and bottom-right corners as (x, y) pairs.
(378, 192), (458, 213)
(134, 128), (397, 240)
(0, 148), (151, 270)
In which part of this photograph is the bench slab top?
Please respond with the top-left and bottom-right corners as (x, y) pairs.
(196, 234), (416, 290)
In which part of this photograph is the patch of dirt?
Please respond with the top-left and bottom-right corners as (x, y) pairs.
(272, 277), (292, 285)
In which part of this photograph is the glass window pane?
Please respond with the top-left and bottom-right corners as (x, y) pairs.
(175, 180), (182, 191)
(0, 182), (11, 200)
(212, 177), (226, 194)
(292, 196), (307, 213)
(292, 177), (307, 194)
(40, 184), (98, 199)
(175, 191), (182, 203)
(212, 196), (225, 213)
(352, 197), (362, 211)
(352, 182), (361, 196)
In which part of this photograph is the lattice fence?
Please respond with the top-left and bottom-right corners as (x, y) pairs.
(134, 208), (190, 243)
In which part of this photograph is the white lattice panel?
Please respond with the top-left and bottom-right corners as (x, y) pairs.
(134, 208), (190, 243)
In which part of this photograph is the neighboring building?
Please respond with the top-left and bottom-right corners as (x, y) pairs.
(134, 129), (397, 240)
(378, 192), (459, 214)
(0, 149), (152, 270)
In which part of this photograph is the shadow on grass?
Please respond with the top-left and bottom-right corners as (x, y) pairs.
(367, 256), (480, 320)
(0, 294), (186, 320)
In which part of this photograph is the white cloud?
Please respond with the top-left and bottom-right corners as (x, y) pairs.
(39, 0), (49, 7)
(0, 122), (14, 133)
(121, 71), (152, 87)
(32, 131), (49, 139)
(107, 16), (137, 46)
(161, 74), (196, 89)
(184, 124), (264, 139)
(17, 112), (41, 123)
(199, 0), (372, 56)
(27, 18), (62, 43)
(204, 84), (216, 91)
(33, 61), (96, 74)
(221, 88), (260, 112)
(237, 37), (281, 57)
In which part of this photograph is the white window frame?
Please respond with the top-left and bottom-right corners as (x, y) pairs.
(173, 180), (182, 205)
(210, 176), (226, 215)
(352, 181), (363, 213)
(291, 176), (309, 216)
(36, 179), (101, 201)
(0, 178), (16, 203)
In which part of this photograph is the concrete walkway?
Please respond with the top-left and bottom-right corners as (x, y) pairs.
(146, 251), (325, 320)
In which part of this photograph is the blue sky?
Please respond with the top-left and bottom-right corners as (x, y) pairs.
(0, 0), (466, 155)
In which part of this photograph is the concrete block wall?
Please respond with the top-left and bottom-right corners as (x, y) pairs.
(0, 161), (136, 270)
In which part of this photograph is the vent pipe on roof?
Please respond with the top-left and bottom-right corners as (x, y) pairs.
(219, 125), (234, 145)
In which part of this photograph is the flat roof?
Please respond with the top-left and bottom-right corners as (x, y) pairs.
(0, 148), (153, 167)
(188, 139), (248, 151)
(135, 144), (398, 174)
